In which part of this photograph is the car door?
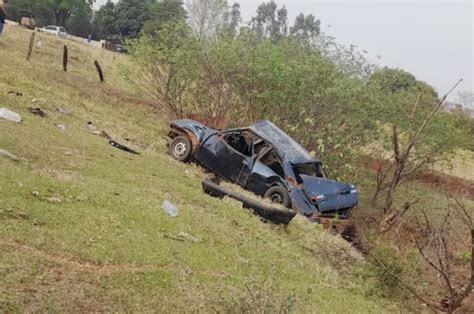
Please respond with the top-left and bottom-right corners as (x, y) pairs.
(195, 131), (254, 185)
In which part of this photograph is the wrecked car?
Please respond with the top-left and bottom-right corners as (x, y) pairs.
(168, 119), (358, 218)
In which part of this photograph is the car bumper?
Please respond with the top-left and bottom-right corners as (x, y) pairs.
(314, 193), (358, 214)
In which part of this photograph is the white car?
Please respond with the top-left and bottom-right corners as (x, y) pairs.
(38, 25), (67, 37)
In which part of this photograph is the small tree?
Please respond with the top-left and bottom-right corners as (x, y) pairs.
(250, 1), (289, 41)
(371, 78), (467, 232)
(186, 0), (228, 38)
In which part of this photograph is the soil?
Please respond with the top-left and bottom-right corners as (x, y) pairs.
(414, 171), (474, 198)
(364, 158), (473, 199)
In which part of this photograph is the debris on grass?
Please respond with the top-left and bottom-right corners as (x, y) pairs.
(28, 107), (46, 117)
(0, 108), (22, 123)
(32, 191), (40, 197)
(7, 91), (23, 96)
(86, 121), (137, 154)
(46, 196), (62, 204)
(86, 121), (97, 131)
(100, 130), (112, 140)
(0, 209), (28, 220)
(56, 107), (71, 115)
(0, 148), (19, 161)
(164, 232), (202, 243)
(57, 123), (66, 131)
(162, 200), (178, 217)
(109, 140), (139, 155)
(202, 180), (296, 224)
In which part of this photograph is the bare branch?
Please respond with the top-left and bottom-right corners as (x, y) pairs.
(402, 79), (463, 159)
(364, 247), (444, 312)
(408, 93), (422, 138)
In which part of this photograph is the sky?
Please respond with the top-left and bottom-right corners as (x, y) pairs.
(94, 0), (473, 100)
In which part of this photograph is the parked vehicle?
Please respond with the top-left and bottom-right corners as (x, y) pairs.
(38, 25), (67, 37)
(115, 44), (128, 53)
(168, 119), (358, 218)
(102, 39), (127, 53)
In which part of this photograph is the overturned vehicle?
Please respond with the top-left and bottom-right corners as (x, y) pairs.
(168, 119), (358, 220)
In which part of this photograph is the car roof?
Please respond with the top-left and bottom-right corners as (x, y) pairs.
(249, 120), (319, 164)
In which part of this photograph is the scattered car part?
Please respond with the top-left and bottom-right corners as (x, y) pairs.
(169, 119), (358, 220)
(86, 121), (97, 131)
(202, 180), (296, 225)
(0, 108), (22, 123)
(109, 140), (139, 155)
(56, 107), (71, 114)
(162, 200), (178, 217)
(27, 107), (46, 117)
(7, 91), (22, 96)
(0, 148), (19, 161)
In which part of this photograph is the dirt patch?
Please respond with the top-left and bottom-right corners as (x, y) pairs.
(362, 157), (473, 198)
(414, 171), (474, 198)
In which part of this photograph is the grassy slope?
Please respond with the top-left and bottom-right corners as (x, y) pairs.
(0, 26), (399, 312)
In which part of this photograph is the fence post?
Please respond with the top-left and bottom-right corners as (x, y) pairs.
(94, 60), (104, 82)
(26, 32), (35, 61)
(63, 45), (68, 72)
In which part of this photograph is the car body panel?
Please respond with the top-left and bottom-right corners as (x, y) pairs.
(195, 133), (253, 184)
(300, 175), (357, 213)
(245, 161), (286, 196)
(170, 119), (213, 142)
(169, 119), (358, 217)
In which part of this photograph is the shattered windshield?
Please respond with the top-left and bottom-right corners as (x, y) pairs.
(251, 120), (315, 163)
(293, 162), (325, 182)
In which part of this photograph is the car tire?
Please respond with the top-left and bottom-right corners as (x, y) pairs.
(264, 186), (291, 208)
(169, 136), (192, 162)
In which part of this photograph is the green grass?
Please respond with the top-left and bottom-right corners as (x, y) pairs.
(0, 26), (402, 312)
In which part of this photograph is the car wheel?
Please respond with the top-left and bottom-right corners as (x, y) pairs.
(169, 136), (192, 162)
(264, 186), (291, 208)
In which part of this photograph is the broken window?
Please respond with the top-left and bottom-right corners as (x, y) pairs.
(293, 162), (325, 182)
(253, 138), (269, 156)
(259, 149), (285, 178)
(224, 131), (253, 157)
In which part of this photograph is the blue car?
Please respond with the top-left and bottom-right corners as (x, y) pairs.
(168, 119), (358, 218)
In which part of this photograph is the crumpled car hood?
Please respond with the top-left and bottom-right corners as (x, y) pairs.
(299, 175), (358, 213)
(300, 175), (352, 196)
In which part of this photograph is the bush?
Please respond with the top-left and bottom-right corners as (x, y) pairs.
(127, 21), (470, 182)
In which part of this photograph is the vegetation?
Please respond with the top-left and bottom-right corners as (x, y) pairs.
(0, 24), (401, 313)
(125, 1), (473, 310)
(6, 0), (93, 36)
(1, 0), (473, 311)
(128, 12), (470, 184)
